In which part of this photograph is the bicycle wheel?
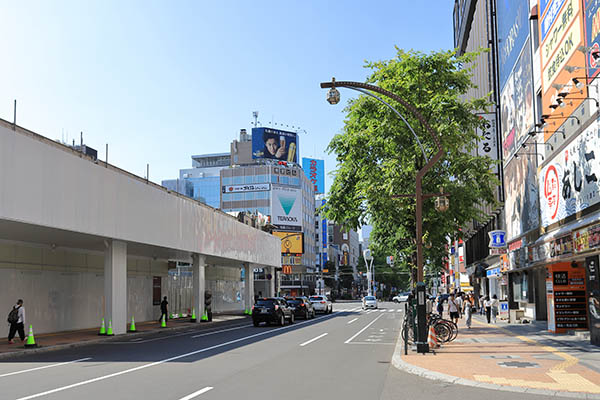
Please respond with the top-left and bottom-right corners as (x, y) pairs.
(433, 321), (451, 343)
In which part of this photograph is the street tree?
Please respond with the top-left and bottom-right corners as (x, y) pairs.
(324, 48), (498, 282)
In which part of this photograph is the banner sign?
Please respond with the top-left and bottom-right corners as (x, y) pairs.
(542, 0), (568, 41)
(222, 183), (270, 193)
(497, 0), (530, 90)
(271, 185), (302, 231)
(585, 0), (600, 82)
(539, 123), (600, 226)
(252, 127), (298, 163)
(302, 157), (325, 194)
(505, 153), (540, 240)
(476, 114), (499, 176)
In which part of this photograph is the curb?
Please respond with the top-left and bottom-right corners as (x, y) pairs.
(391, 334), (600, 399)
(0, 317), (251, 360)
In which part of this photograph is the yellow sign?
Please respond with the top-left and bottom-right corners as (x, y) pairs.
(323, 269), (329, 273)
(282, 265), (292, 274)
(543, 18), (581, 92)
(273, 231), (304, 254)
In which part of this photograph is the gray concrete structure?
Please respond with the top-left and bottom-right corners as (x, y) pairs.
(0, 119), (280, 334)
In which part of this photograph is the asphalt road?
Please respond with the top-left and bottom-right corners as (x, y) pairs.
(0, 301), (576, 400)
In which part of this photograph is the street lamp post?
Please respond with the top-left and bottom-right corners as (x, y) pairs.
(363, 249), (374, 296)
(321, 78), (447, 353)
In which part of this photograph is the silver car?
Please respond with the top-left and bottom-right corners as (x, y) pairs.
(362, 295), (378, 309)
(309, 295), (333, 314)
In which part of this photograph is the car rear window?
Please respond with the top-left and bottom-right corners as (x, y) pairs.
(365, 296), (376, 300)
(310, 296), (323, 301)
(256, 299), (275, 306)
(286, 299), (302, 304)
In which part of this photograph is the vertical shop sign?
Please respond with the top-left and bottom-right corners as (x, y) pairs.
(547, 262), (588, 333)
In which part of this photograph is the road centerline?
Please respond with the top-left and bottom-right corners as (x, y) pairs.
(344, 314), (384, 344)
(178, 386), (214, 400)
(300, 333), (328, 347)
(191, 324), (252, 338)
(347, 318), (358, 324)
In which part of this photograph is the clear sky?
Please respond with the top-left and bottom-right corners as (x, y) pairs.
(1, 1), (455, 190)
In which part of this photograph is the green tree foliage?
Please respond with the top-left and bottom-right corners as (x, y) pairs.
(325, 48), (497, 279)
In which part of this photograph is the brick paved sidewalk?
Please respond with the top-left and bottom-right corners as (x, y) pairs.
(0, 314), (248, 359)
(397, 314), (600, 397)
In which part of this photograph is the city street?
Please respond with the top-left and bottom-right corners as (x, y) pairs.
(0, 302), (574, 400)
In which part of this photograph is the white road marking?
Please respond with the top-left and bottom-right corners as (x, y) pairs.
(351, 307), (361, 311)
(130, 338), (144, 342)
(344, 314), (384, 344)
(300, 333), (328, 347)
(347, 318), (358, 324)
(15, 315), (333, 400)
(0, 358), (92, 378)
(388, 309), (394, 312)
(380, 309), (385, 313)
(397, 309), (402, 312)
(191, 324), (252, 338)
(178, 386), (214, 400)
(108, 323), (252, 344)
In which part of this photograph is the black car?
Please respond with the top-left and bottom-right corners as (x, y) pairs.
(285, 296), (315, 319)
(252, 298), (295, 326)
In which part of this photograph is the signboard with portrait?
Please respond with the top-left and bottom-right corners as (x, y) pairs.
(270, 185), (302, 232)
(273, 231), (303, 254)
(302, 157), (325, 194)
(540, 0), (587, 142)
(252, 127), (298, 163)
(539, 123), (600, 227)
(504, 154), (540, 241)
(497, 0), (530, 89)
(500, 38), (535, 161)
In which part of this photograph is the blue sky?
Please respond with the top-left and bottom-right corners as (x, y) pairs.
(1, 1), (455, 190)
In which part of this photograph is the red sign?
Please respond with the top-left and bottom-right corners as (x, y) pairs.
(544, 165), (560, 220)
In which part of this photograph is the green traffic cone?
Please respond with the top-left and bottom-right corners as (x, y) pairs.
(160, 314), (167, 328)
(201, 311), (208, 321)
(24, 325), (37, 348)
(190, 308), (197, 322)
(128, 316), (136, 332)
(98, 318), (107, 336)
(106, 320), (114, 336)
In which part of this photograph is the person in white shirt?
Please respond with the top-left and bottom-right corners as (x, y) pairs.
(448, 294), (460, 324)
(484, 295), (492, 323)
(8, 299), (26, 344)
(490, 294), (500, 323)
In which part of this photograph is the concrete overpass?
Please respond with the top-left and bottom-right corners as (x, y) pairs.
(0, 119), (280, 334)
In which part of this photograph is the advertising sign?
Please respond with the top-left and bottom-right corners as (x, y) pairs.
(573, 223), (600, 253)
(546, 262), (588, 333)
(586, 255), (600, 345)
(271, 185), (302, 232)
(302, 157), (325, 194)
(497, 0), (530, 89)
(476, 114), (500, 175)
(539, 123), (600, 226)
(488, 230), (507, 248)
(222, 183), (270, 193)
(273, 231), (303, 254)
(540, 0), (587, 141)
(501, 38), (534, 161)
(585, 0), (600, 82)
(252, 127), (298, 163)
(505, 154), (540, 240)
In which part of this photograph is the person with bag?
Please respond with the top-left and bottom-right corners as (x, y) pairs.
(7, 299), (26, 344)
(491, 294), (500, 324)
(463, 293), (475, 328)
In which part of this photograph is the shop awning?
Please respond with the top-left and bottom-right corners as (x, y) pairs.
(535, 213), (600, 245)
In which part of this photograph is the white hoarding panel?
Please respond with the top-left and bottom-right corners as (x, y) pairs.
(539, 122), (600, 226)
(271, 185), (302, 232)
(222, 183), (270, 193)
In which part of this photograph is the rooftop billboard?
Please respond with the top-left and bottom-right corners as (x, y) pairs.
(252, 127), (298, 163)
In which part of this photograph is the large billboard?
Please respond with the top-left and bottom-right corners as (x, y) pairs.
(500, 38), (535, 161)
(539, 122), (600, 227)
(585, 0), (600, 82)
(271, 185), (302, 231)
(540, 0), (587, 141)
(505, 154), (540, 241)
(252, 127), (298, 163)
(302, 157), (325, 194)
(273, 231), (303, 254)
(497, 0), (530, 89)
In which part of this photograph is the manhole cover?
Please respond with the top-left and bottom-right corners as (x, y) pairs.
(498, 361), (540, 368)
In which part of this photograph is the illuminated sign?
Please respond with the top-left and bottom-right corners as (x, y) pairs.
(273, 231), (304, 254)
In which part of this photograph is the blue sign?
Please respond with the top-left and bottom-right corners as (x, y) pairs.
(488, 230), (507, 248)
(585, 0), (600, 82)
(541, 0), (567, 41)
(486, 267), (501, 277)
(540, 0), (552, 18)
(500, 302), (509, 312)
(302, 157), (325, 194)
(251, 127), (298, 163)
(497, 0), (530, 89)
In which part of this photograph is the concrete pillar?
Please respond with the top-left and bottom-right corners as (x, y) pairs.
(192, 254), (206, 322)
(104, 240), (127, 335)
(244, 263), (254, 311)
(269, 267), (276, 297)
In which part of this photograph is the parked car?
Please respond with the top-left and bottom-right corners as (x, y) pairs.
(309, 295), (333, 314)
(393, 292), (411, 303)
(285, 296), (315, 319)
(362, 295), (378, 309)
(252, 298), (294, 326)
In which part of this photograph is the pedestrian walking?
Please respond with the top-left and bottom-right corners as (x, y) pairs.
(7, 299), (26, 344)
(479, 295), (486, 316)
(463, 293), (474, 328)
(436, 295), (444, 317)
(484, 295), (492, 323)
(159, 296), (168, 322)
(491, 294), (499, 324)
(448, 294), (460, 325)
(455, 292), (463, 319)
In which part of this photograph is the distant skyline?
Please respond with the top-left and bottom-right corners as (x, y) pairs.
(1, 1), (455, 191)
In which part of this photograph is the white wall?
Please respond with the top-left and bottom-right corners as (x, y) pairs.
(0, 241), (168, 334)
(0, 123), (280, 267)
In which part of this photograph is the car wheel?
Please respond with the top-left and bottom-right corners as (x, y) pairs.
(290, 313), (294, 324)
(279, 314), (285, 326)
(253, 320), (260, 327)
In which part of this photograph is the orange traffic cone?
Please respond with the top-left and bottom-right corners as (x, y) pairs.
(427, 325), (439, 349)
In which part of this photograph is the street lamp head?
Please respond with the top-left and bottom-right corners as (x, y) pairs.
(326, 77), (340, 105)
(363, 248), (373, 262)
(434, 187), (449, 212)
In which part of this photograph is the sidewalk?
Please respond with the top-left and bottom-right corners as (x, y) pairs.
(393, 314), (600, 398)
(0, 314), (248, 360)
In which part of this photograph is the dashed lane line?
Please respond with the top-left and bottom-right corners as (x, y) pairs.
(347, 318), (358, 324)
(0, 358), (92, 378)
(300, 333), (328, 347)
(344, 314), (384, 344)
(178, 386), (214, 400)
